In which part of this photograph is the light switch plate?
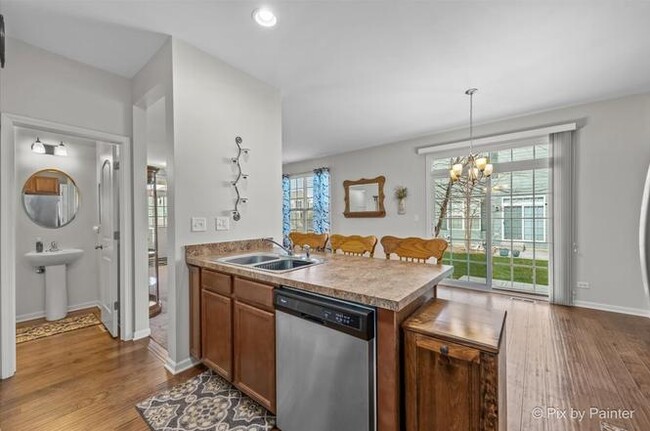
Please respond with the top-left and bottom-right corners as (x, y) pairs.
(216, 217), (230, 231)
(191, 217), (207, 232)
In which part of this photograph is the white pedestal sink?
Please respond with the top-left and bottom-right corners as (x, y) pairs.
(25, 249), (84, 321)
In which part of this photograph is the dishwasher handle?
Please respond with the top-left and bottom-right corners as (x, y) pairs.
(300, 313), (326, 325)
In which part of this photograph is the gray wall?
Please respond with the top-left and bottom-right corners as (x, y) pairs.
(14, 128), (100, 320)
(169, 39), (283, 365)
(284, 92), (650, 315)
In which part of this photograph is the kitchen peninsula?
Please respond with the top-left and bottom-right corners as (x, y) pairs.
(186, 238), (505, 431)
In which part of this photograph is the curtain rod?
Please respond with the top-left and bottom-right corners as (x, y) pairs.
(416, 122), (577, 155)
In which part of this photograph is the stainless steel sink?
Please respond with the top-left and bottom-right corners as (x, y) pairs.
(222, 254), (279, 265)
(253, 258), (314, 271)
(217, 253), (321, 273)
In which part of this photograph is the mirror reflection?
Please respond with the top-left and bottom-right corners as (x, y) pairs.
(343, 175), (386, 218)
(22, 169), (80, 228)
(349, 184), (380, 212)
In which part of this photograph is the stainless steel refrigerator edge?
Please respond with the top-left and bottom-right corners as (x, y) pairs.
(641, 162), (650, 299)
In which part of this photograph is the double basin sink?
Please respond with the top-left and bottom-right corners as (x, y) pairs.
(217, 252), (322, 273)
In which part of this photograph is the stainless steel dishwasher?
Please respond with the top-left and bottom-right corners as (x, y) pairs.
(274, 286), (376, 431)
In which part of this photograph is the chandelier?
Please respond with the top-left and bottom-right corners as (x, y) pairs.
(449, 89), (493, 184)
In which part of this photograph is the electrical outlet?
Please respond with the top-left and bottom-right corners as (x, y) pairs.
(215, 217), (230, 231)
(577, 281), (590, 289)
(191, 217), (207, 232)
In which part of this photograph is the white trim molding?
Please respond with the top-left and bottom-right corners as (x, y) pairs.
(0, 113), (134, 379)
(16, 301), (100, 323)
(164, 356), (200, 375)
(574, 300), (650, 318)
(416, 122), (577, 155)
(133, 328), (152, 341)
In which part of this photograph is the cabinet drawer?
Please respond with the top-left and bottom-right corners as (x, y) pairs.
(234, 277), (274, 311)
(202, 269), (232, 296)
(415, 335), (481, 363)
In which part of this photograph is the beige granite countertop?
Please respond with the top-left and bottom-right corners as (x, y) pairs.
(186, 245), (453, 311)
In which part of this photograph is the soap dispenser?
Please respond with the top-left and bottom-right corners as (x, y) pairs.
(36, 237), (43, 253)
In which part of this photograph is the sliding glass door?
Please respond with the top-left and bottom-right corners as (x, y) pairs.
(429, 138), (552, 296)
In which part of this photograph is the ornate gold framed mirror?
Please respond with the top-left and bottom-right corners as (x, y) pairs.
(343, 175), (386, 218)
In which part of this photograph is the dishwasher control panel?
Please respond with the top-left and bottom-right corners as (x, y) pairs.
(275, 287), (375, 340)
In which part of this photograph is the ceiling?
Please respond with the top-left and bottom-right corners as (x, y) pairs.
(3, 1), (650, 163)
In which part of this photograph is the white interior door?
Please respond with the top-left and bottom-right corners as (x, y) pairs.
(97, 143), (119, 337)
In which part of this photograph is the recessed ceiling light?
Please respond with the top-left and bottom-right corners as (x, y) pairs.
(252, 8), (277, 28)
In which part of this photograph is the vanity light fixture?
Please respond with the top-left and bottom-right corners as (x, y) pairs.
(31, 137), (46, 154)
(54, 141), (68, 157)
(252, 8), (277, 27)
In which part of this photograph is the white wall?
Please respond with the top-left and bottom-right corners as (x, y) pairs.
(14, 128), (99, 320)
(170, 39), (282, 364)
(0, 38), (132, 136)
(284, 92), (650, 315)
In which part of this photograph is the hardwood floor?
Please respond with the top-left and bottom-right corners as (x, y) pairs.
(1, 317), (203, 430)
(1, 288), (649, 431)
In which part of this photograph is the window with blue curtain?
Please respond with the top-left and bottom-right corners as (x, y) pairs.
(282, 174), (291, 247)
(282, 168), (330, 245)
(312, 168), (330, 234)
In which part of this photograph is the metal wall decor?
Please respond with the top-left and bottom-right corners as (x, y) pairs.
(230, 136), (250, 221)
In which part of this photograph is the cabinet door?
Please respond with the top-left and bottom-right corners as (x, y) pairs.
(405, 332), (481, 431)
(24, 176), (60, 195)
(201, 289), (232, 380)
(233, 300), (276, 413)
(189, 266), (201, 359)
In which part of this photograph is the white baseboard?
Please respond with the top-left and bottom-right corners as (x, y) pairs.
(573, 300), (650, 318)
(164, 356), (200, 375)
(16, 301), (100, 323)
(132, 328), (151, 340)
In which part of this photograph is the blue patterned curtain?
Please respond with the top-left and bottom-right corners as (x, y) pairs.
(312, 167), (331, 234)
(282, 175), (291, 247)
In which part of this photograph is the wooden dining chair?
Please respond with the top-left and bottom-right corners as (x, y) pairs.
(380, 236), (449, 263)
(288, 232), (329, 251)
(330, 234), (378, 257)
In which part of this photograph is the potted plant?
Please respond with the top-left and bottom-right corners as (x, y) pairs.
(394, 186), (408, 214)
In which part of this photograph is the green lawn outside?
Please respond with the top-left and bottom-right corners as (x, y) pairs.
(442, 252), (548, 286)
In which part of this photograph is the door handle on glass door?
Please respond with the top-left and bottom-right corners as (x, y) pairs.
(95, 245), (104, 250)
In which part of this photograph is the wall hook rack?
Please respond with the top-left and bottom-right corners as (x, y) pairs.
(230, 136), (250, 221)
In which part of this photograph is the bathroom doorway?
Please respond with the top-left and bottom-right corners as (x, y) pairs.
(0, 114), (134, 379)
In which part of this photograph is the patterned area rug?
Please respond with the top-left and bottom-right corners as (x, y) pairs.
(136, 370), (276, 431)
(16, 312), (102, 344)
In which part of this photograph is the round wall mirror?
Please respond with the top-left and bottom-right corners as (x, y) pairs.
(22, 169), (80, 228)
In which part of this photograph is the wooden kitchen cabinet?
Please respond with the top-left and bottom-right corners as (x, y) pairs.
(190, 268), (276, 412)
(201, 289), (233, 380)
(233, 299), (276, 412)
(23, 175), (60, 195)
(403, 299), (507, 431)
